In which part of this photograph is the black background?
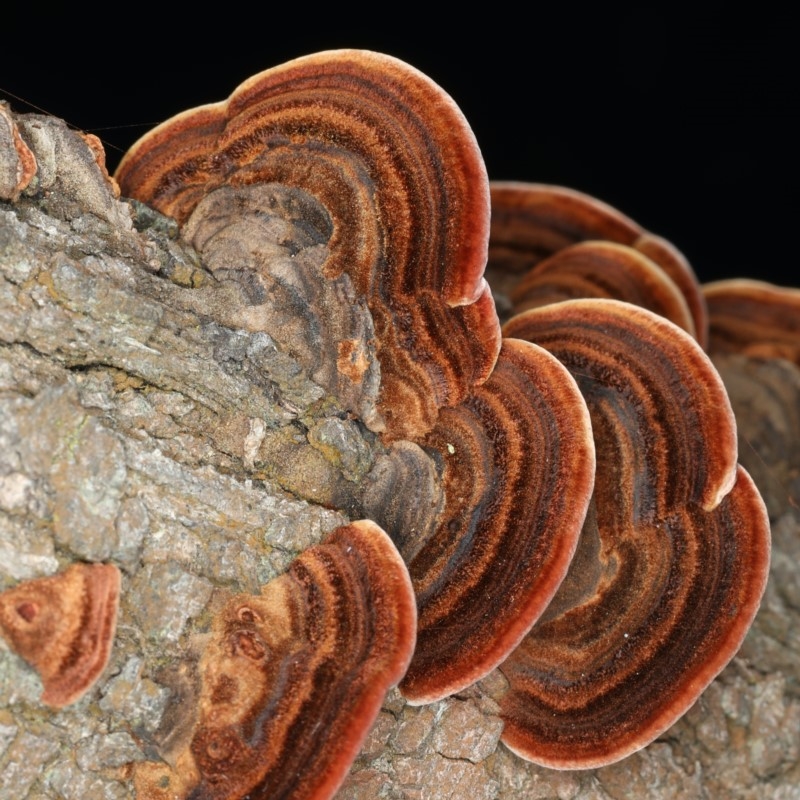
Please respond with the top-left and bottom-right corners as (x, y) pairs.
(3, 9), (796, 286)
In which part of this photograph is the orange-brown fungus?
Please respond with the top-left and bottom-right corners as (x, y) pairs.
(500, 300), (770, 767)
(0, 102), (37, 201)
(511, 240), (695, 337)
(0, 563), (121, 707)
(399, 339), (595, 703)
(704, 278), (800, 366)
(133, 520), (416, 800)
(489, 182), (708, 346)
(116, 49), (501, 440)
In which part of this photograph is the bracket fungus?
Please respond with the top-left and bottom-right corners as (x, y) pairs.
(399, 338), (595, 702)
(489, 182), (708, 347)
(132, 520), (416, 800)
(0, 101), (37, 201)
(704, 278), (800, 366)
(501, 300), (770, 768)
(0, 562), (121, 708)
(114, 49), (600, 713)
(115, 48), (501, 441)
(510, 239), (696, 337)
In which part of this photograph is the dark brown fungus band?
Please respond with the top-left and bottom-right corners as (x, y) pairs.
(0, 563), (121, 708)
(398, 338), (595, 703)
(115, 49), (501, 439)
(511, 240), (696, 337)
(489, 182), (708, 347)
(500, 299), (770, 768)
(704, 278), (800, 366)
(133, 520), (416, 800)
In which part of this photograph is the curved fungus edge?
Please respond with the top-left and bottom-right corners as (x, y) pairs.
(489, 182), (707, 346)
(115, 49), (501, 441)
(132, 520), (416, 800)
(498, 299), (770, 769)
(398, 337), (595, 703)
(704, 278), (800, 366)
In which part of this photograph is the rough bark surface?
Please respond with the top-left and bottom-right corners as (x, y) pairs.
(1, 112), (798, 799)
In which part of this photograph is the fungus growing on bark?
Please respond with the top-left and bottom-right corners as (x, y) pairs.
(489, 182), (708, 346)
(0, 563), (121, 708)
(398, 338), (595, 703)
(107, 48), (771, 785)
(114, 49), (600, 711)
(133, 520), (416, 800)
(704, 278), (800, 365)
(500, 299), (770, 768)
(116, 48), (501, 440)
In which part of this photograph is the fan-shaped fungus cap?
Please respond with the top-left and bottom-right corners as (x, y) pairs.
(704, 278), (800, 366)
(511, 240), (696, 337)
(397, 338), (595, 703)
(0, 563), (121, 708)
(133, 520), (416, 800)
(116, 49), (500, 440)
(489, 182), (708, 347)
(500, 299), (770, 768)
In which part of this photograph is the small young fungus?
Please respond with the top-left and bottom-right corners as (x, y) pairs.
(0, 562), (121, 708)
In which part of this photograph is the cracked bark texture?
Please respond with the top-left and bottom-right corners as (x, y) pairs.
(1, 112), (798, 799)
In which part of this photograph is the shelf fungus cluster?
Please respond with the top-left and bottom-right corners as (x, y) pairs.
(502, 300), (769, 767)
(488, 182), (708, 347)
(0, 46), (768, 798)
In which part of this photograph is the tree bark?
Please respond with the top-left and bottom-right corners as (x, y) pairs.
(1, 111), (798, 799)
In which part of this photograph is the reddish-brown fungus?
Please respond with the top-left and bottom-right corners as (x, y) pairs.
(500, 299), (770, 767)
(0, 563), (121, 708)
(704, 278), (800, 366)
(110, 48), (770, 779)
(133, 520), (416, 800)
(511, 240), (696, 337)
(489, 182), (708, 347)
(398, 338), (595, 703)
(116, 49), (501, 440)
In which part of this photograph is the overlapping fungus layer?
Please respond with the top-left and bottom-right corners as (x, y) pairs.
(704, 278), (800, 365)
(116, 49), (501, 440)
(105, 48), (774, 789)
(501, 300), (770, 767)
(489, 182), (708, 346)
(115, 50), (600, 711)
(511, 240), (695, 337)
(133, 521), (416, 800)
